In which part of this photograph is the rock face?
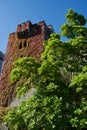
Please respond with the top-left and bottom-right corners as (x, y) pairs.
(0, 20), (54, 107)
(0, 51), (4, 74)
(0, 124), (8, 130)
(10, 88), (35, 107)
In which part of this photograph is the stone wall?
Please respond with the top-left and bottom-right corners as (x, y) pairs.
(0, 20), (53, 107)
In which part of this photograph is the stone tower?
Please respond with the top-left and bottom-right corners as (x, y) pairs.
(0, 20), (54, 107)
(0, 51), (4, 74)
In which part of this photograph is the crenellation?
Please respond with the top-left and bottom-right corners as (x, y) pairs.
(17, 24), (22, 32)
(17, 21), (32, 39)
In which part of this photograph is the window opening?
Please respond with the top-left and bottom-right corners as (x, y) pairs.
(19, 43), (22, 49)
(20, 55), (23, 58)
(24, 41), (27, 47)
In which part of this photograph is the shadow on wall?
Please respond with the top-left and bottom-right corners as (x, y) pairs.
(0, 51), (4, 74)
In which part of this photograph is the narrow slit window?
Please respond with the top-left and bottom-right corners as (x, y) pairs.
(19, 43), (22, 49)
(24, 41), (27, 47)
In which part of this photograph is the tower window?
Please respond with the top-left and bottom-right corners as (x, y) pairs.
(20, 55), (23, 58)
(19, 43), (22, 49)
(23, 41), (27, 47)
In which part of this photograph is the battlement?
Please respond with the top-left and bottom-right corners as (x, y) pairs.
(17, 20), (32, 32)
(16, 21), (47, 39)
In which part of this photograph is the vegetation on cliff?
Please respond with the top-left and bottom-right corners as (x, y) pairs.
(3, 9), (87, 130)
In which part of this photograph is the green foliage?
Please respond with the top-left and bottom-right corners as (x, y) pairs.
(10, 57), (39, 97)
(70, 66), (87, 93)
(11, 57), (39, 83)
(66, 9), (86, 25)
(61, 9), (87, 39)
(69, 67), (87, 129)
(4, 83), (63, 130)
(3, 9), (87, 130)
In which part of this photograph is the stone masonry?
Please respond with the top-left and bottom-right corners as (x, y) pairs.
(0, 20), (54, 107)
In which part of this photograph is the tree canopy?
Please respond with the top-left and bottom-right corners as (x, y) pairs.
(3, 9), (87, 130)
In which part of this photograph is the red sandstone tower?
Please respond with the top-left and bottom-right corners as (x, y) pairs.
(0, 20), (53, 107)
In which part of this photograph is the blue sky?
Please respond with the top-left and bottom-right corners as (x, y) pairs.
(0, 0), (87, 53)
